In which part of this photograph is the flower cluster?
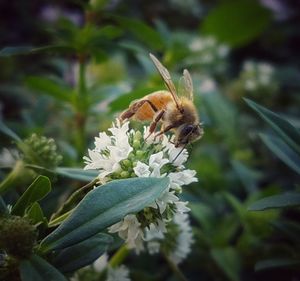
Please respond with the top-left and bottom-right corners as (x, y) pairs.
(187, 36), (229, 74)
(23, 133), (62, 169)
(84, 120), (197, 261)
(241, 61), (277, 92)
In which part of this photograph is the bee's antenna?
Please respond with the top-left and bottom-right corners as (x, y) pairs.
(172, 144), (187, 163)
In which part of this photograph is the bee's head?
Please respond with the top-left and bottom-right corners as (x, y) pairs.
(175, 123), (204, 147)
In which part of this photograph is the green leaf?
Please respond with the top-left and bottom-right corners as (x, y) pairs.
(25, 77), (72, 103)
(0, 119), (21, 141)
(202, 90), (239, 148)
(248, 193), (300, 211)
(190, 202), (214, 232)
(48, 210), (73, 228)
(231, 160), (259, 193)
(55, 167), (99, 182)
(260, 133), (300, 175)
(41, 177), (169, 251)
(115, 16), (164, 50)
(0, 45), (74, 57)
(245, 98), (300, 154)
(53, 233), (113, 273)
(26, 202), (47, 226)
(202, 0), (272, 47)
(255, 258), (300, 271)
(211, 247), (241, 281)
(11, 176), (51, 216)
(0, 46), (35, 56)
(19, 254), (67, 281)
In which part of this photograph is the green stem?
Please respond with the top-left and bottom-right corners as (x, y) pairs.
(0, 160), (32, 196)
(74, 55), (88, 157)
(51, 178), (98, 220)
(109, 245), (129, 268)
(163, 252), (189, 281)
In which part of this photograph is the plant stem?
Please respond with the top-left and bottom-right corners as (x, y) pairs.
(109, 244), (129, 268)
(163, 252), (189, 281)
(51, 178), (98, 220)
(75, 54), (88, 158)
(0, 160), (33, 196)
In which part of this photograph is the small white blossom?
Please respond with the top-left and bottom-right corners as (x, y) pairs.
(133, 161), (151, 177)
(84, 121), (132, 179)
(93, 253), (108, 273)
(199, 78), (217, 94)
(108, 214), (144, 253)
(169, 169), (198, 187)
(169, 212), (194, 264)
(149, 190), (180, 214)
(106, 265), (131, 281)
(149, 151), (169, 169)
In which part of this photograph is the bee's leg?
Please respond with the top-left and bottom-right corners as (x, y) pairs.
(119, 100), (158, 121)
(146, 109), (165, 139)
(153, 124), (175, 140)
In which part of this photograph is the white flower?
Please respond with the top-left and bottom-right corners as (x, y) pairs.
(133, 161), (151, 177)
(85, 120), (198, 254)
(166, 145), (188, 167)
(0, 148), (18, 167)
(84, 120), (132, 179)
(94, 132), (111, 152)
(217, 45), (229, 57)
(245, 79), (257, 91)
(93, 253), (108, 273)
(199, 78), (216, 94)
(169, 212), (194, 264)
(149, 151), (169, 170)
(169, 169), (198, 187)
(145, 222), (166, 254)
(106, 265), (131, 281)
(150, 189), (179, 214)
(174, 201), (190, 214)
(108, 215), (144, 253)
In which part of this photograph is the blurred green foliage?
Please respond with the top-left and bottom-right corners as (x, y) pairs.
(0, 0), (300, 280)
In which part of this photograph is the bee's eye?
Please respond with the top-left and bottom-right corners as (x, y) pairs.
(181, 125), (195, 136)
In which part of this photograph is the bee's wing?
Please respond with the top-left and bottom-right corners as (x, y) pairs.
(149, 53), (182, 110)
(178, 69), (194, 101)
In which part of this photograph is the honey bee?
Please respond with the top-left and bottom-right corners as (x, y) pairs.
(119, 53), (204, 148)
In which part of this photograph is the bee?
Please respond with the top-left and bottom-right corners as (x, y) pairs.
(119, 53), (204, 148)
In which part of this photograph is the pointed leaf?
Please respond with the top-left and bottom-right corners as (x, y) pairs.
(211, 247), (241, 281)
(26, 202), (47, 226)
(53, 233), (113, 273)
(202, 0), (271, 47)
(19, 254), (67, 281)
(245, 98), (300, 154)
(260, 133), (300, 175)
(115, 16), (164, 50)
(0, 45), (74, 57)
(255, 258), (300, 271)
(55, 167), (99, 182)
(26, 76), (72, 102)
(41, 177), (169, 251)
(248, 193), (300, 211)
(12, 176), (51, 216)
(231, 160), (259, 193)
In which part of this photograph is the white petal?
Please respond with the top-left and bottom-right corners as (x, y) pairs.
(149, 151), (169, 169)
(133, 161), (151, 177)
(168, 170), (198, 186)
